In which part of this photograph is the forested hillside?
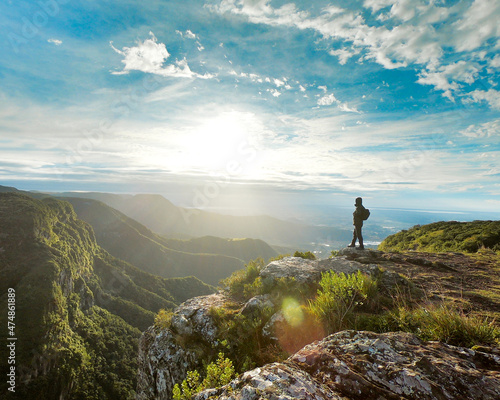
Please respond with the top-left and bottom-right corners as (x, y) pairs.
(63, 197), (276, 285)
(0, 193), (213, 399)
(379, 220), (500, 253)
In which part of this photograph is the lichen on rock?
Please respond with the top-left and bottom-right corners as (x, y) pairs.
(195, 330), (500, 400)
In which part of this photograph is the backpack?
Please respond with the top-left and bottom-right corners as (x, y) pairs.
(362, 208), (370, 220)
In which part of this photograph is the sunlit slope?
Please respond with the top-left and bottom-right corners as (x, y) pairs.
(64, 197), (262, 285)
(379, 220), (500, 253)
(0, 193), (213, 399)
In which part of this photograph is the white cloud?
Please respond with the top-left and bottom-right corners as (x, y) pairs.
(268, 89), (281, 97)
(210, 0), (500, 107)
(273, 78), (284, 87)
(490, 55), (500, 69)
(317, 92), (359, 113)
(467, 89), (500, 110)
(417, 61), (479, 100)
(176, 29), (198, 40)
(317, 93), (337, 106)
(363, 0), (393, 13)
(48, 38), (62, 46)
(329, 47), (359, 65)
(185, 30), (197, 39)
(453, 0), (500, 52)
(110, 32), (213, 79)
(461, 119), (500, 139)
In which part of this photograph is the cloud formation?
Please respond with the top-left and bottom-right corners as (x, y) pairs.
(317, 91), (359, 113)
(48, 38), (62, 46)
(110, 32), (213, 79)
(210, 0), (500, 107)
(461, 119), (500, 138)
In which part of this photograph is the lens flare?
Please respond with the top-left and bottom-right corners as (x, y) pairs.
(282, 297), (304, 327)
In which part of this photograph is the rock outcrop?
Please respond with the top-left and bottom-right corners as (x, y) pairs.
(136, 256), (408, 399)
(136, 254), (499, 400)
(194, 330), (500, 400)
(137, 293), (228, 400)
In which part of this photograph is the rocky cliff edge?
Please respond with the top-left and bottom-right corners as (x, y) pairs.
(137, 252), (500, 400)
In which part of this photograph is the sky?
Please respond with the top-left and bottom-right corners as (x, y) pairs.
(1, 0), (499, 214)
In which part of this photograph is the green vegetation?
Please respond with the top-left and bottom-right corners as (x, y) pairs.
(64, 197), (249, 286)
(207, 302), (280, 372)
(162, 235), (278, 264)
(377, 303), (500, 348)
(309, 271), (378, 332)
(330, 250), (340, 257)
(293, 250), (316, 260)
(220, 258), (265, 300)
(307, 270), (498, 347)
(154, 308), (174, 330)
(379, 220), (500, 253)
(172, 353), (235, 400)
(0, 193), (214, 399)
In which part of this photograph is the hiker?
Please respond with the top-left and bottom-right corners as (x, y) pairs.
(348, 197), (369, 250)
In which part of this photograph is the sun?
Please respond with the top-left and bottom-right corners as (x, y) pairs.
(183, 111), (254, 171)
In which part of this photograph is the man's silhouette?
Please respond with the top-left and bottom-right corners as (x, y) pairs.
(348, 197), (366, 250)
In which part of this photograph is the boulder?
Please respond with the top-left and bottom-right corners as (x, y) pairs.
(239, 294), (274, 317)
(338, 246), (385, 261)
(260, 256), (376, 287)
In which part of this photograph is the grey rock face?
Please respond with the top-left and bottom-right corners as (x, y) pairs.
(196, 330), (500, 400)
(260, 256), (376, 287)
(137, 293), (228, 400)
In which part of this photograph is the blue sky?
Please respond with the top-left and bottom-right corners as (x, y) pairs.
(1, 0), (499, 213)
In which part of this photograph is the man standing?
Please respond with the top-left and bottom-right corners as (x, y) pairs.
(348, 197), (368, 250)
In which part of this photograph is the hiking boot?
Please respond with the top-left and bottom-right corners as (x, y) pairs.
(357, 246), (365, 250)
(347, 244), (356, 248)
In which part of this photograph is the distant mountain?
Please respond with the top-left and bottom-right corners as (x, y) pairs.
(0, 193), (213, 399)
(53, 191), (352, 247)
(61, 197), (276, 285)
(0, 184), (22, 193)
(379, 220), (500, 253)
(162, 235), (278, 262)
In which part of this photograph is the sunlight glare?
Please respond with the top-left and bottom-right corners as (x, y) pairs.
(282, 297), (304, 327)
(183, 111), (251, 171)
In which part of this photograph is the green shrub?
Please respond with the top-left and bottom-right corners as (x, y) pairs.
(309, 271), (378, 333)
(208, 303), (276, 372)
(293, 250), (316, 260)
(154, 309), (174, 331)
(268, 253), (291, 261)
(220, 258), (265, 300)
(172, 352), (235, 400)
(330, 250), (340, 257)
(271, 276), (317, 301)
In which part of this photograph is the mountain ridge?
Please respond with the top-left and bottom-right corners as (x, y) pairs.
(61, 197), (277, 285)
(49, 190), (352, 247)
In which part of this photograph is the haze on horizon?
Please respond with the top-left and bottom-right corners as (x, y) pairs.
(1, 0), (499, 214)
